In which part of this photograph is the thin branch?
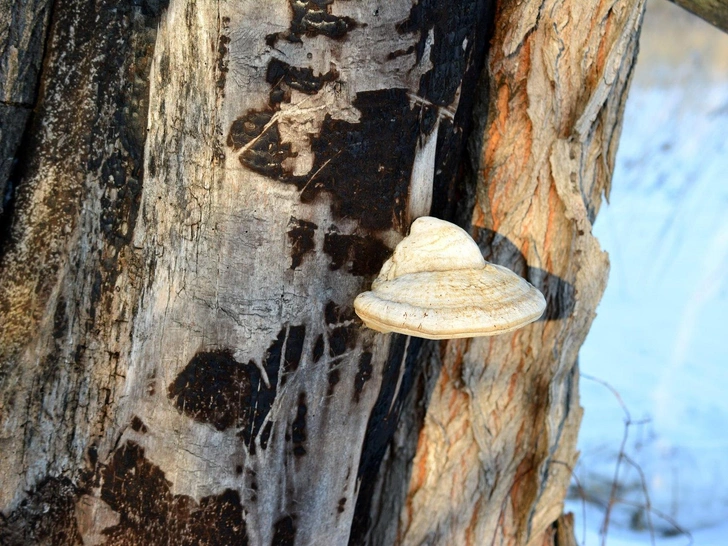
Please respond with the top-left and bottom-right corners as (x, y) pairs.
(574, 374), (694, 546)
(667, 0), (728, 35)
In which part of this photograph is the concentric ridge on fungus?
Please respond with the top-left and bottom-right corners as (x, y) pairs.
(354, 217), (546, 339)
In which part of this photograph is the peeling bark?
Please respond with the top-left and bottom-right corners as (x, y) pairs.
(367, 0), (646, 545)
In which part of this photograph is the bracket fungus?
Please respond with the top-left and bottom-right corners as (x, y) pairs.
(354, 217), (546, 339)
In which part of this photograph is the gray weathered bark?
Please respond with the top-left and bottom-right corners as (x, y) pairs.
(0, 0), (643, 544)
(1, 1), (490, 544)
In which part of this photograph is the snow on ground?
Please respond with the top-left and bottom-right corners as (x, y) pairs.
(571, 1), (728, 543)
(565, 498), (728, 546)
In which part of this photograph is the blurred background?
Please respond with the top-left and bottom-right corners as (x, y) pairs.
(566, 0), (728, 544)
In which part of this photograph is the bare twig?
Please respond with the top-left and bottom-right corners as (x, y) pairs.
(622, 454), (656, 543)
(571, 374), (694, 546)
(553, 460), (588, 545)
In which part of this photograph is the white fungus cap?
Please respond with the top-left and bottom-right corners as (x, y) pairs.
(354, 217), (546, 339)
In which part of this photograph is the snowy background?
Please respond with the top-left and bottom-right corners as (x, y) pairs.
(566, 1), (728, 544)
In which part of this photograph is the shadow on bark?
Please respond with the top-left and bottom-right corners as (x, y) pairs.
(351, 228), (575, 545)
(476, 227), (576, 321)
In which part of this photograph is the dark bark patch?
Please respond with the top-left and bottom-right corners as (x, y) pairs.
(147, 153), (157, 177)
(216, 30), (230, 93)
(429, 116), (467, 221)
(267, 0), (356, 47)
(291, 392), (308, 457)
(240, 121), (295, 179)
(328, 325), (357, 357)
(475, 227), (575, 320)
(290, 0), (356, 40)
(271, 514), (297, 546)
(282, 323), (307, 381)
(265, 33), (278, 48)
(139, 0), (171, 19)
(337, 497), (347, 514)
(323, 229), (391, 276)
(167, 349), (253, 431)
(396, 0), (482, 107)
(87, 444), (99, 468)
(228, 88), (434, 233)
(357, 336), (423, 476)
(411, 0), (495, 225)
(353, 351), (373, 403)
(247, 469), (258, 484)
(191, 490), (248, 546)
(99, 441), (248, 546)
(238, 326), (288, 447)
(287, 217), (317, 270)
(216, 17), (230, 97)
(327, 367), (340, 396)
(350, 336), (425, 542)
(130, 415), (148, 433)
(227, 110), (275, 151)
(167, 325), (299, 448)
(52, 296), (68, 340)
(324, 300), (356, 325)
(387, 46), (416, 60)
(297, 89), (433, 232)
(312, 334), (324, 363)
(323, 300), (358, 357)
(0, 476), (82, 546)
(267, 58), (338, 97)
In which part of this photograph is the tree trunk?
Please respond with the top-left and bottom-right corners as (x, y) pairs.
(0, 1), (643, 545)
(364, 0), (645, 545)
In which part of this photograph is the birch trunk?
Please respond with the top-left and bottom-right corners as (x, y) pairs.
(0, 0), (643, 545)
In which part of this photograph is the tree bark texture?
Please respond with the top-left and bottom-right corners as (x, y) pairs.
(0, 0), (53, 214)
(1, 1), (491, 544)
(0, 0), (645, 545)
(364, 0), (645, 545)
